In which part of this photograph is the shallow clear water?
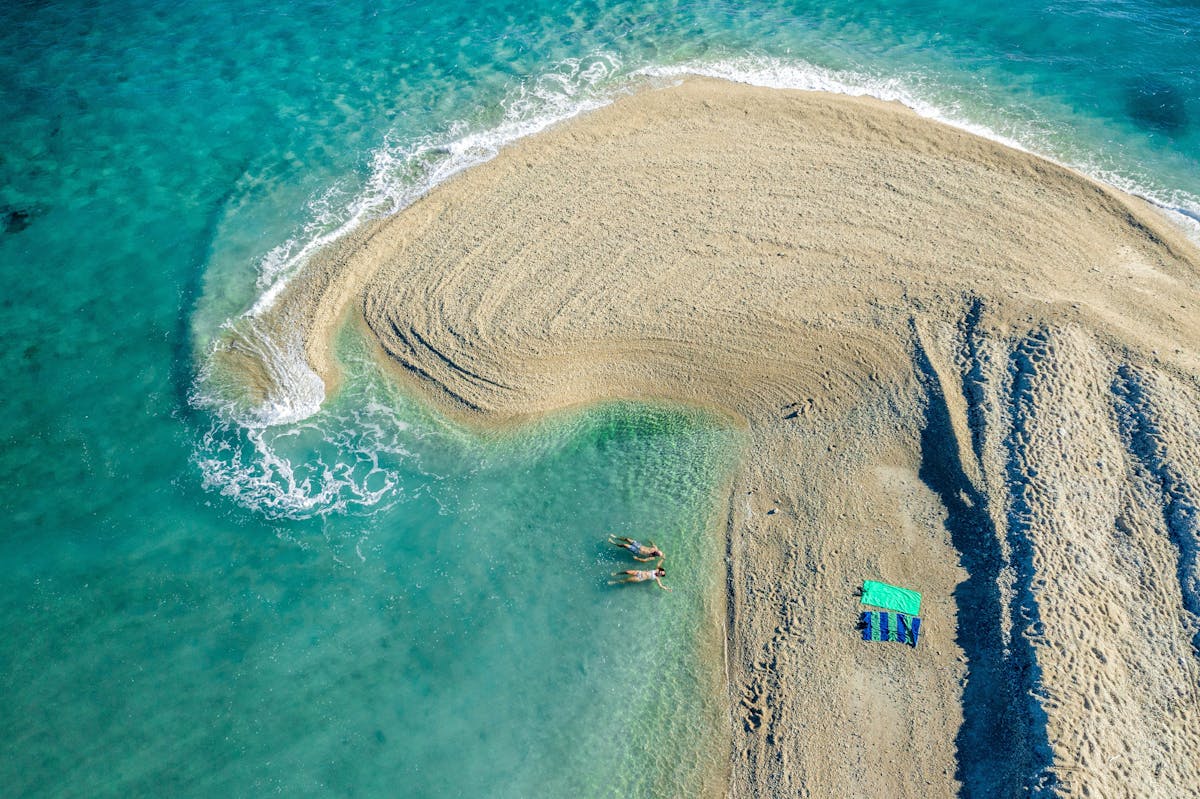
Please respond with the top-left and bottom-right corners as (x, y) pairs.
(4, 335), (738, 797)
(1, 0), (1197, 795)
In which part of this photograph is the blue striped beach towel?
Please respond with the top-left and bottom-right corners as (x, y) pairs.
(859, 610), (921, 647)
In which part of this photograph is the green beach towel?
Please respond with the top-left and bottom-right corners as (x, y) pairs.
(860, 580), (921, 616)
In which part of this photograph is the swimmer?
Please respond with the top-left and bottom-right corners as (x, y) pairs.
(609, 564), (671, 591)
(607, 535), (665, 562)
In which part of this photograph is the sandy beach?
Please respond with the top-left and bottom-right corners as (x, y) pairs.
(226, 78), (1200, 797)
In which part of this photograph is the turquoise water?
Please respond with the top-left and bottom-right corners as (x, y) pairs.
(4, 334), (737, 797)
(2, 0), (1198, 795)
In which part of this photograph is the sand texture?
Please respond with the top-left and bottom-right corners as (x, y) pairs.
(226, 79), (1200, 797)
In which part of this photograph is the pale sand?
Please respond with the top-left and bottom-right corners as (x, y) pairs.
(225, 78), (1200, 796)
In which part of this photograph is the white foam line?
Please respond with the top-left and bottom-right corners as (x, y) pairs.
(247, 54), (625, 319)
(637, 56), (1032, 152)
(193, 390), (423, 520)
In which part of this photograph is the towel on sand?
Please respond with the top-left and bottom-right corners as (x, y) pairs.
(860, 579), (921, 616)
(859, 611), (921, 647)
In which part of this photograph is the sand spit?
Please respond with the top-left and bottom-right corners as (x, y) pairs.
(227, 79), (1200, 796)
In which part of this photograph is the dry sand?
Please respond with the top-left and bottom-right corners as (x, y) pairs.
(222, 78), (1200, 797)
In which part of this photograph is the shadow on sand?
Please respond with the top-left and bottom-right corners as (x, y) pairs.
(912, 319), (1057, 798)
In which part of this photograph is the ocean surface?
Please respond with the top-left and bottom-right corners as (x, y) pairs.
(1, 0), (1197, 795)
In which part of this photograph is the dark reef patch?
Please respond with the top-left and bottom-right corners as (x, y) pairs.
(1125, 77), (1189, 135)
(2, 204), (38, 234)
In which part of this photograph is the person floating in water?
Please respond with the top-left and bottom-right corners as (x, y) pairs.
(610, 565), (671, 591)
(607, 535), (665, 562)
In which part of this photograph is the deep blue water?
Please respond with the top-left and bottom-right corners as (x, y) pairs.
(1, 0), (1197, 795)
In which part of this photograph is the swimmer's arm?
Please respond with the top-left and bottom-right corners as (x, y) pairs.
(656, 578), (672, 592)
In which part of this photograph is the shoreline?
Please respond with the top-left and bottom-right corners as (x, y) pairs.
(220, 78), (1200, 796)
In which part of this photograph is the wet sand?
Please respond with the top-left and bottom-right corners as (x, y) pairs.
(226, 78), (1200, 797)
